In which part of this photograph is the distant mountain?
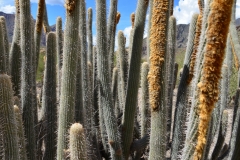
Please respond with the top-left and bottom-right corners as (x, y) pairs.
(1, 11), (240, 52)
(0, 11), (55, 46)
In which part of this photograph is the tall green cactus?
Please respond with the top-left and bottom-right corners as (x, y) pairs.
(87, 8), (93, 64)
(19, 0), (36, 158)
(79, 0), (88, 128)
(0, 17), (9, 73)
(9, 0), (21, 97)
(166, 15), (176, 145)
(107, 0), (118, 79)
(148, 0), (169, 158)
(0, 21), (6, 74)
(69, 123), (87, 160)
(56, 16), (63, 104)
(96, 0), (123, 159)
(121, 0), (149, 158)
(57, 0), (80, 159)
(42, 32), (57, 160)
(140, 62), (150, 138)
(0, 74), (19, 160)
(171, 13), (198, 159)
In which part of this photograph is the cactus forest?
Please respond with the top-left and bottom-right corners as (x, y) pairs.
(1, 0), (240, 159)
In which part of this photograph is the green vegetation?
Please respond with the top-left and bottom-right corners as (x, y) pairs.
(36, 48), (45, 82)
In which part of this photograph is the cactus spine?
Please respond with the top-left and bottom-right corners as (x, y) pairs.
(42, 32), (57, 160)
(193, 0), (234, 159)
(0, 74), (19, 160)
(57, 0), (80, 159)
(96, 0), (123, 159)
(122, 0), (149, 158)
(69, 123), (87, 160)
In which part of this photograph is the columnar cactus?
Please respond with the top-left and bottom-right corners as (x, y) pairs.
(148, 0), (169, 158)
(56, 16), (63, 102)
(19, 0), (36, 158)
(0, 17), (9, 73)
(107, 0), (118, 79)
(87, 8), (93, 64)
(0, 22), (6, 74)
(9, 0), (21, 97)
(43, 2), (51, 33)
(96, 0), (123, 159)
(122, 0), (149, 158)
(140, 62), (150, 137)
(0, 74), (19, 160)
(166, 15), (176, 144)
(79, 0), (88, 128)
(42, 32), (57, 160)
(57, 0), (80, 159)
(69, 123), (87, 160)
(193, 0), (233, 159)
(34, 0), (45, 71)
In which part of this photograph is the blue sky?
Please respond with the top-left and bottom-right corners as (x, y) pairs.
(1, 0), (240, 46)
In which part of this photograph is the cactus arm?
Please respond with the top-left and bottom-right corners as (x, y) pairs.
(56, 0), (80, 159)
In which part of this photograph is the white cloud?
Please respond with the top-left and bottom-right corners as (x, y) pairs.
(173, 0), (199, 24)
(236, 0), (240, 19)
(174, 0), (240, 24)
(0, 5), (15, 14)
(31, 0), (64, 5)
(123, 26), (132, 47)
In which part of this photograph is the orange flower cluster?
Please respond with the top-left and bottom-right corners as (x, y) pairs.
(194, 0), (234, 159)
(148, 0), (169, 111)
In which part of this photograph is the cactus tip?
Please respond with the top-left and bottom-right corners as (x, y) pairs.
(65, 0), (76, 15)
(70, 123), (84, 135)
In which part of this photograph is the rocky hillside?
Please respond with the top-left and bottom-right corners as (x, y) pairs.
(0, 11), (55, 46)
(1, 11), (240, 53)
